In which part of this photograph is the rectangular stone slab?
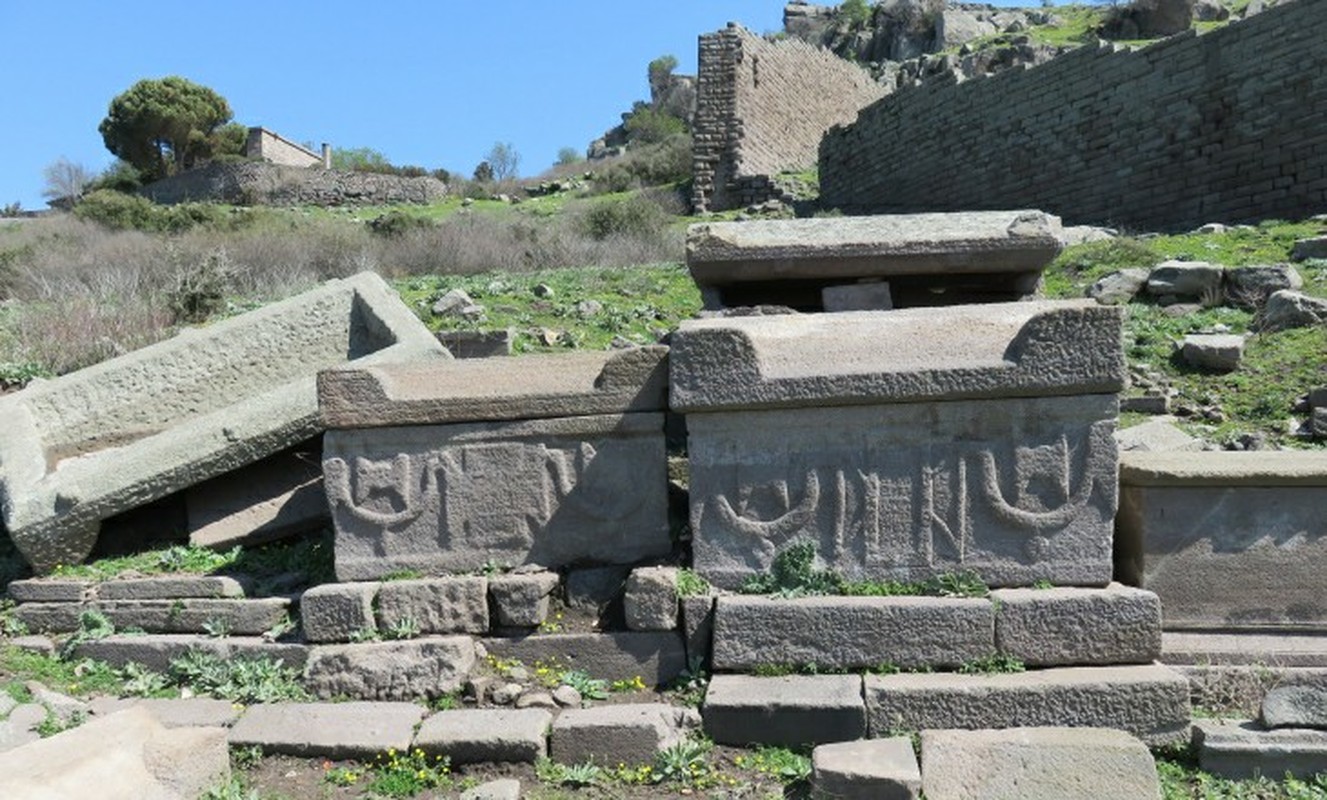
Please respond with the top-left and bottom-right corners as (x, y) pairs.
(991, 584), (1161, 667)
(863, 665), (1191, 747)
(1117, 451), (1327, 630)
(670, 300), (1123, 413)
(688, 394), (1119, 589)
(0, 272), (447, 573)
(711, 595), (994, 671)
(686, 211), (1063, 310)
(702, 674), (867, 747)
(1194, 719), (1327, 780)
(319, 345), (668, 429)
(326, 414), (670, 580)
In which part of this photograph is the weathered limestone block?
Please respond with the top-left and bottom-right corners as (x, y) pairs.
(920, 727), (1161, 800)
(304, 637), (476, 701)
(711, 595), (994, 671)
(863, 665), (1192, 746)
(376, 577), (489, 634)
(991, 584), (1162, 666)
(550, 704), (697, 766)
(624, 567), (680, 631)
(488, 572), (559, 628)
(703, 674), (867, 746)
(1146, 260), (1224, 302)
(1194, 719), (1327, 780)
(415, 708), (551, 764)
(300, 582), (378, 643)
(1181, 334), (1244, 372)
(228, 701), (424, 759)
(811, 737), (921, 800)
(686, 211), (1063, 309)
(1117, 451), (1327, 629)
(0, 272), (447, 573)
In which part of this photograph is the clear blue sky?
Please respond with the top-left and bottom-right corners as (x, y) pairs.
(1, 0), (1038, 209)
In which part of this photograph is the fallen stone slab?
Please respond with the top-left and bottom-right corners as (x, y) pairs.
(88, 697), (243, 729)
(712, 595), (993, 671)
(488, 571), (559, 628)
(0, 706), (229, 800)
(686, 210), (1063, 310)
(549, 704), (698, 766)
(229, 701), (424, 759)
(703, 674), (866, 747)
(1088, 268), (1148, 306)
(414, 708), (551, 764)
(303, 637), (476, 701)
(1117, 451), (1327, 628)
(300, 581), (378, 643)
(0, 271), (447, 573)
(375, 577), (489, 634)
(6, 579), (90, 602)
(95, 575), (247, 600)
(186, 444), (328, 550)
(920, 727), (1161, 800)
(1262, 685), (1327, 729)
(73, 634), (309, 673)
(863, 665), (1191, 746)
(1113, 419), (1203, 453)
(991, 584), (1161, 667)
(1181, 334), (1244, 372)
(25, 681), (88, 721)
(1146, 260), (1224, 302)
(16, 597), (290, 635)
(624, 566), (679, 631)
(1160, 631), (1327, 667)
(811, 737), (921, 800)
(1194, 718), (1327, 780)
(481, 631), (687, 686)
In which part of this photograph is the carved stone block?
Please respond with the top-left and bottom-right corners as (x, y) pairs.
(325, 414), (670, 581)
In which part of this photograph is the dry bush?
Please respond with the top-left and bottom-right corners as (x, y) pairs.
(7, 295), (175, 375)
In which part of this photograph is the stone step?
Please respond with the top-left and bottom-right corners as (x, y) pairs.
(550, 703), (699, 766)
(1163, 630), (1327, 667)
(1194, 718), (1327, 780)
(229, 701), (424, 759)
(481, 631), (687, 686)
(304, 637), (476, 702)
(72, 634), (309, 672)
(863, 664), (1191, 747)
(415, 708), (551, 764)
(15, 597), (289, 635)
(811, 737), (921, 800)
(702, 674), (867, 747)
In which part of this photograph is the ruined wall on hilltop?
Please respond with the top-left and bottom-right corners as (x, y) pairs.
(819, 0), (1327, 231)
(141, 162), (448, 207)
(692, 25), (886, 212)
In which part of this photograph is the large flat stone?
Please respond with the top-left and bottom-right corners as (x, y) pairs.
(863, 665), (1191, 746)
(414, 708), (551, 764)
(920, 727), (1161, 800)
(0, 706), (229, 800)
(326, 414), (670, 580)
(711, 595), (994, 671)
(72, 634), (309, 672)
(687, 394), (1119, 589)
(16, 597), (290, 635)
(991, 584), (1161, 666)
(96, 576), (247, 600)
(671, 300), (1123, 412)
(0, 271), (446, 573)
(1118, 451), (1327, 628)
(88, 697), (243, 729)
(686, 211), (1063, 310)
(228, 701), (424, 759)
(549, 704), (697, 766)
(186, 445), (328, 550)
(320, 346), (668, 428)
(1194, 718), (1327, 780)
(812, 737), (921, 800)
(703, 674), (867, 747)
(481, 632), (687, 686)
(375, 577), (489, 634)
(303, 637), (476, 701)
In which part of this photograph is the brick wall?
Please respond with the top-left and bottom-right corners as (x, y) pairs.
(820, 0), (1327, 231)
(245, 127), (323, 169)
(693, 25), (885, 212)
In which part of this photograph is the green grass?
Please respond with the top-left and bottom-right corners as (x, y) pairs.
(0, 647), (133, 699)
(1156, 746), (1327, 799)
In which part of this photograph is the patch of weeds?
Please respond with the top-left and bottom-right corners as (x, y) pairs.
(119, 661), (171, 697)
(923, 570), (990, 599)
(669, 656), (709, 708)
(1032, 579), (1056, 590)
(675, 568), (711, 598)
(537, 609), (565, 634)
(739, 540), (842, 596)
(1042, 237), (1161, 299)
(168, 650), (308, 704)
(1154, 742), (1327, 798)
(536, 758), (603, 788)
(380, 569), (424, 582)
(325, 748), (452, 795)
(428, 692), (461, 711)
(52, 544), (238, 581)
(610, 675), (647, 693)
(202, 617), (232, 638)
(751, 664), (796, 677)
(0, 361), (49, 390)
(348, 626), (382, 643)
(734, 746), (812, 785)
(0, 600), (29, 638)
(200, 775), (263, 800)
(384, 616), (420, 641)
(35, 709), (85, 737)
(230, 743), (264, 770)
(59, 608), (116, 657)
(958, 653), (1026, 675)
(611, 735), (717, 788)
(261, 613), (295, 641)
(559, 669), (608, 700)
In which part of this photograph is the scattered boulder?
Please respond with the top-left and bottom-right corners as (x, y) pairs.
(1224, 264), (1302, 309)
(1146, 260), (1223, 303)
(1262, 685), (1327, 730)
(1088, 269), (1149, 306)
(1291, 237), (1327, 261)
(812, 737), (922, 799)
(1100, 0), (1195, 40)
(1258, 290), (1327, 331)
(1180, 334), (1245, 373)
(432, 288), (484, 320)
(1193, 0), (1229, 20)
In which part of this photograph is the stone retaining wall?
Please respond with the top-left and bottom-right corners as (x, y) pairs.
(141, 161), (448, 207)
(819, 0), (1327, 230)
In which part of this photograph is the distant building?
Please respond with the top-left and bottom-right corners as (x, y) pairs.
(244, 127), (331, 169)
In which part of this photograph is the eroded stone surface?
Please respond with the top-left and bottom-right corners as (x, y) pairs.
(375, 577), (489, 634)
(303, 637), (476, 701)
(991, 584), (1161, 666)
(96, 576), (247, 600)
(624, 567), (680, 631)
(1262, 685), (1327, 729)
(16, 598), (289, 635)
(73, 635), (308, 673)
(415, 708), (551, 763)
(482, 632), (686, 686)
(812, 737), (921, 800)
(703, 674), (866, 747)
(300, 582), (378, 643)
(550, 704), (697, 766)
(229, 701), (424, 759)
(326, 414), (670, 580)
(1194, 718), (1327, 780)
(489, 572), (559, 628)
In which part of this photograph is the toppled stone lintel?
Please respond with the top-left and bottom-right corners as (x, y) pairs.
(670, 300), (1124, 413)
(0, 272), (448, 573)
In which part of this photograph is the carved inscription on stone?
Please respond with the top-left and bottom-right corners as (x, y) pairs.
(326, 414), (669, 580)
(688, 396), (1118, 588)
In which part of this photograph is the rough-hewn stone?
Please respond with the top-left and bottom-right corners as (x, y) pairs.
(6, 579), (89, 603)
(1262, 685), (1327, 729)
(229, 701), (424, 759)
(812, 737), (921, 800)
(482, 632), (687, 686)
(1194, 718), (1327, 780)
(681, 595), (716, 666)
(1088, 269), (1149, 306)
(303, 637), (476, 701)
(991, 584), (1162, 666)
(920, 727), (1161, 800)
(1181, 334), (1245, 372)
(624, 567), (679, 631)
(0, 272), (446, 573)
(1118, 451), (1327, 628)
(1260, 290), (1327, 331)
(300, 582), (378, 643)
(1146, 261), (1224, 302)
(703, 674), (867, 746)
(712, 595), (994, 671)
(16, 597), (289, 635)
(550, 704), (697, 766)
(72, 635), (308, 673)
(488, 572), (559, 628)
(375, 577), (489, 634)
(863, 665), (1191, 746)
(96, 576), (247, 600)
(1224, 265), (1303, 309)
(88, 697), (243, 729)
(414, 708), (551, 764)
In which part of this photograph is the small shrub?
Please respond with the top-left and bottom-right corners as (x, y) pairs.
(559, 669), (608, 700)
(575, 194), (670, 242)
(368, 210), (435, 237)
(168, 247), (234, 323)
(959, 653), (1026, 675)
(384, 616), (420, 640)
(675, 569), (711, 598)
(536, 759), (602, 788)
